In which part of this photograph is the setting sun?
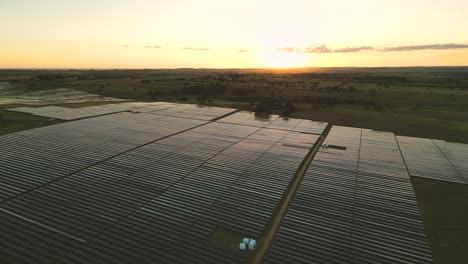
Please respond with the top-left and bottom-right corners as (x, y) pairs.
(258, 50), (309, 68)
(1, 0), (468, 68)
(1, 1), (468, 264)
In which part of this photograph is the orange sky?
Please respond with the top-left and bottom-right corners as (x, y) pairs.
(2, 0), (468, 68)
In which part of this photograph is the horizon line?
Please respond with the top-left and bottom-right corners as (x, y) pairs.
(1, 65), (468, 71)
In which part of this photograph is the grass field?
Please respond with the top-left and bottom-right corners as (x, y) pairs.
(412, 177), (468, 264)
(0, 106), (52, 135)
(1, 67), (466, 142)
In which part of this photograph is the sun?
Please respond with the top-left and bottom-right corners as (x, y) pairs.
(258, 50), (309, 68)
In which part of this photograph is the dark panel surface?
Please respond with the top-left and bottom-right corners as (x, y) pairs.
(264, 127), (433, 264)
(0, 106), (324, 263)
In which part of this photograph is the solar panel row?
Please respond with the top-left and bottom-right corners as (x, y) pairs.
(351, 130), (431, 263)
(432, 140), (468, 182)
(264, 126), (361, 263)
(264, 127), (433, 264)
(7, 102), (236, 121)
(0, 87), (125, 105)
(217, 111), (328, 135)
(432, 140), (468, 183)
(397, 136), (466, 183)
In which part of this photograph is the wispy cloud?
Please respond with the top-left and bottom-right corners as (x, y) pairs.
(237, 49), (250, 53)
(277, 45), (332, 53)
(382, 43), (468, 52)
(144, 45), (162, 49)
(334, 46), (374, 53)
(181, 47), (211, 51)
(277, 45), (344, 53)
(277, 43), (468, 53)
(303, 45), (332, 53)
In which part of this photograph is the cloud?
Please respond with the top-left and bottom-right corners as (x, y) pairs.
(382, 43), (468, 52)
(303, 45), (332, 53)
(237, 49), (249, 53)
(122, 44), (129, 47)
(277, 47), (298, 53)
(334, 46), (374, 53)
(277, 43), (468, 54)
(277, 45), (336, 53)
(144, 45), (162, 49)
(181, 47), (210, 51)
(278, 45), (374, 53)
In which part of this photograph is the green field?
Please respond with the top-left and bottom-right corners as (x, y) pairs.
(0, 105), (52, 135)
(1, 67), (467, 142)
(412, 177), (468, 264)
(0, 67), (467, 263)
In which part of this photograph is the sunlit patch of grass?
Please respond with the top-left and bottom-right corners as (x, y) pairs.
(208, 226), (245, 252)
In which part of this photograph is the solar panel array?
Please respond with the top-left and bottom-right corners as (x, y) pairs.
(5, 101), (466, 263)
(217, 111), (328, 134)
(397, 136), (466, 183)
(263, 126), (361, 263)
(8, 102), (236, 121)
(433, 140), (468, 182)
(352, 130), (432, 263)
(264, 127), (433, 264)
(0, 87), (125, 105)
(0, 105), (324, 263)
(0, 112), (211, 203)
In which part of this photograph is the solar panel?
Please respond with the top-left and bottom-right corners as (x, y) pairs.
(7, 102), (237, 121)
(264, 127), (433, 264)
(397, 136), (465, 183)
(218, 111), (327, 134)
(432, 140), (468, 182)
(350, 130), (431, 263)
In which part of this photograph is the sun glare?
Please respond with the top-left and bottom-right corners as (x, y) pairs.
(258, 50), (309, 68)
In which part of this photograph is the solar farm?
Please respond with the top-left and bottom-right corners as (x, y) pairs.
(1, 102), (467, 263)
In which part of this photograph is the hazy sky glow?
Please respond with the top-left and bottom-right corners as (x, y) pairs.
(2, 0), (468, 68)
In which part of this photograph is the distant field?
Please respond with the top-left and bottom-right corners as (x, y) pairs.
(1, 67), (466, 142)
